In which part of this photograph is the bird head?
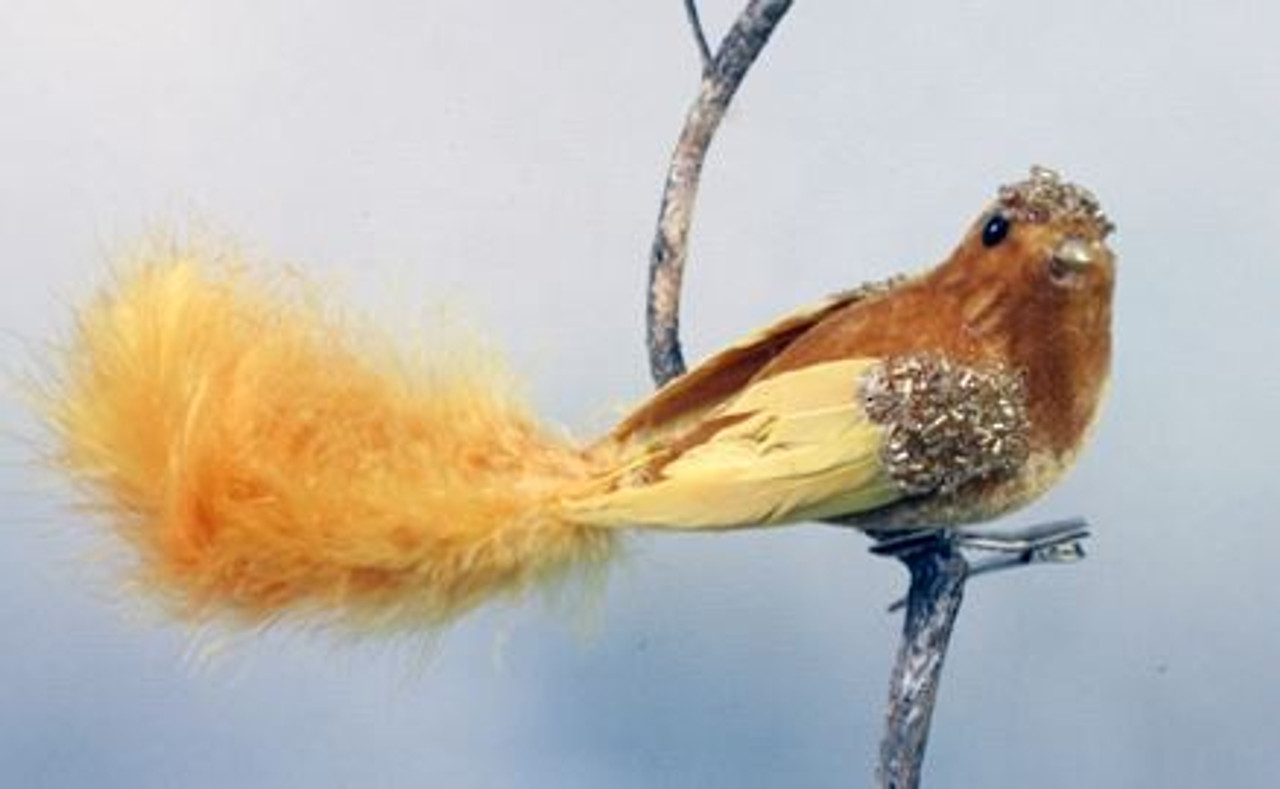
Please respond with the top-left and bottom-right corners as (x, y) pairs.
(955, 165), (1116, 309)
(936, 166), (1117, 460)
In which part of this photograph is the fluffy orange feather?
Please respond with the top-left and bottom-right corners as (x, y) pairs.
(47, 243), (615, 631)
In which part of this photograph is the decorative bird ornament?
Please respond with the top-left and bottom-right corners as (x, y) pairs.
(46, 166), (1114, 632)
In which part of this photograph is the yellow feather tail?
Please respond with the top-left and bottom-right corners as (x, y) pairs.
(46, 242), (615, 631)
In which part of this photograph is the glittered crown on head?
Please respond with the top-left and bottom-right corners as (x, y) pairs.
(997, 166), (1115, 239)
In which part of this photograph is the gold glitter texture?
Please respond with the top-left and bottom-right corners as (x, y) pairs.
(998, 166), (1114, 239)
(862, 355), (1030, 496)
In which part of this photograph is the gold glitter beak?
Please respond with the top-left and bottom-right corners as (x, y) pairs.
(1051, 237), (1098, 271)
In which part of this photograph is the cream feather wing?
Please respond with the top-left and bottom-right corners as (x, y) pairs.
(564, 359), (901, 529)
(613, 280), (907, 444)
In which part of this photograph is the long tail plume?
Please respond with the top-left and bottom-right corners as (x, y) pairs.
(45, 242), (616, 632)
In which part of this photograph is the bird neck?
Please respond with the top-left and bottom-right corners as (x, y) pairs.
(946, 264), (1113, 460)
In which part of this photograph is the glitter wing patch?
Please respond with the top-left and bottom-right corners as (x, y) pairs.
(861, 355), (1031, 496)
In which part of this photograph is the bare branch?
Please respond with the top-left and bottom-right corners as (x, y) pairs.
(683, 0), (714, 71)
(647, 0), (795, 387)
(876, 536), (969, 789)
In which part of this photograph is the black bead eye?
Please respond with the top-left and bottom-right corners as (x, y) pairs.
(981, 213), (1011, 247)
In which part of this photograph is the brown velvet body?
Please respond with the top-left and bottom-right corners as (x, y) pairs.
(762, 219), (1114, 461)
(610, 203), (1115, 529)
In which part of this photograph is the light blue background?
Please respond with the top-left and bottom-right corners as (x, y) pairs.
(3, 1), (1278, 786)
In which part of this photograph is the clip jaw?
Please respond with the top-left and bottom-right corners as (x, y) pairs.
(872, 518), (1091, 612)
